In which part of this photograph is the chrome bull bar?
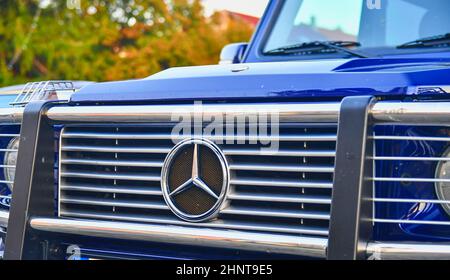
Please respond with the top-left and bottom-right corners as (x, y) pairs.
(6, 99), (450, 260)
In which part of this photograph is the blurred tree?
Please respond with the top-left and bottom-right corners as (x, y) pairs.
(0, 0), (255, 86)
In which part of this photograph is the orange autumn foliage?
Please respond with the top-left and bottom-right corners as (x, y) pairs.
(0, 0), (255, 86)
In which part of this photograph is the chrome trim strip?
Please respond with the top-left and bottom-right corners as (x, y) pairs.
(61, 145), (172, 154)
(44, 102), (450, 125)
(0, 108), (23, 123)
(61, 159), (164, 168)
(62, 132), (337, 142)
(372, 135), (450, 142)
(29, 218), (328, 258)
(60, 171), (161, 182)
(229, 163), (334, 173)
(0, 180), (13, 184)
(373, 198), (450, 204)
(230, 178), (333, 189)
(57, 127), (65, 218)
(223, 148), (336, 157)
(227, 193), (331, 204)
(221, 207), (330, 220)
(373, 156), (450, 161)
(60, 198), (169, 210)
(0, 210), (9, 228)
(366, 242), (450, 260)
(46, 103), (341, 123)
(60, 184), (163, 196)
(0, 149), (18, 153)
(373, 177), (450, 183)
(373, 218), (450, 226)
(371, 102), (450, 124)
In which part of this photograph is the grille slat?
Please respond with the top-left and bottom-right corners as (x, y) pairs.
(59, 123), (336, 238)
(0, 180), (13, 184)
(221, 207), (330, 220)
(62, 145), (172, 154)
(223, 148), (335, 157)
(61, 159), (164, 167)
(0, 149), (18, 153)
(229, 163), (334, 173)
(61, 198), (169, 210)
(373, 135), (450, 142)
(230, 178), (333, 189)
(373, 177), (450, 183)
(61, 171), (161, 182)
(228, 193), (332, 204)
(60, 184), (163, 196)
(374, 156), (450, 161)
(59, 210), (330, 236)
(374, 198), (450, 204)
(374, 219), (450, 226)
(230, 163), (334, 173)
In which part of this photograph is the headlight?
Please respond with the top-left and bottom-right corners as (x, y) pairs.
(3, 137), (19, 191)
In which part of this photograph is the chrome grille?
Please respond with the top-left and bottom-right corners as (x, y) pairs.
(59, 123), (337, 237)
(373, 125), (450, 228)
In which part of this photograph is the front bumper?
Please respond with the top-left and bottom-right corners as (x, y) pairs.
(30, 217), (450, 260)
(30, 218), (328, 258)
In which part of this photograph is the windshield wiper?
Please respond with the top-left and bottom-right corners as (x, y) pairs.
(397, 33), (450, 49)
(265, 41), (370, 58)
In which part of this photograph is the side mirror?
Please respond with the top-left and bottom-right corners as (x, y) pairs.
(219, 43), (248, 64)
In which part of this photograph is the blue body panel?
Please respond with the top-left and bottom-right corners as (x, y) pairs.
(0, 95), (18, 108)
(72, 58), (450, 103)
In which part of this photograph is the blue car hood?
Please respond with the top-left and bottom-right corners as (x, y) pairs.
(71, 58), (450, 103)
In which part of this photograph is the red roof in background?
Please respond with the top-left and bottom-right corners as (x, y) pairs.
(226, 11), (260, 26)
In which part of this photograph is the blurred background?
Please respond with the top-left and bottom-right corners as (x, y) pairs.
(0, 0), (269, 87)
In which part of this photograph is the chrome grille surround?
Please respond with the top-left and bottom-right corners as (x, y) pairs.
(58, 103), (339, 246)
(58, 116), (337, 238)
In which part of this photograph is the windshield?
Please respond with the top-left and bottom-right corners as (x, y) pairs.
(264, 0), (450, 55)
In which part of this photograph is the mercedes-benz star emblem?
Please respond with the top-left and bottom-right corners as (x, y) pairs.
(161, 139), (229, 222)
